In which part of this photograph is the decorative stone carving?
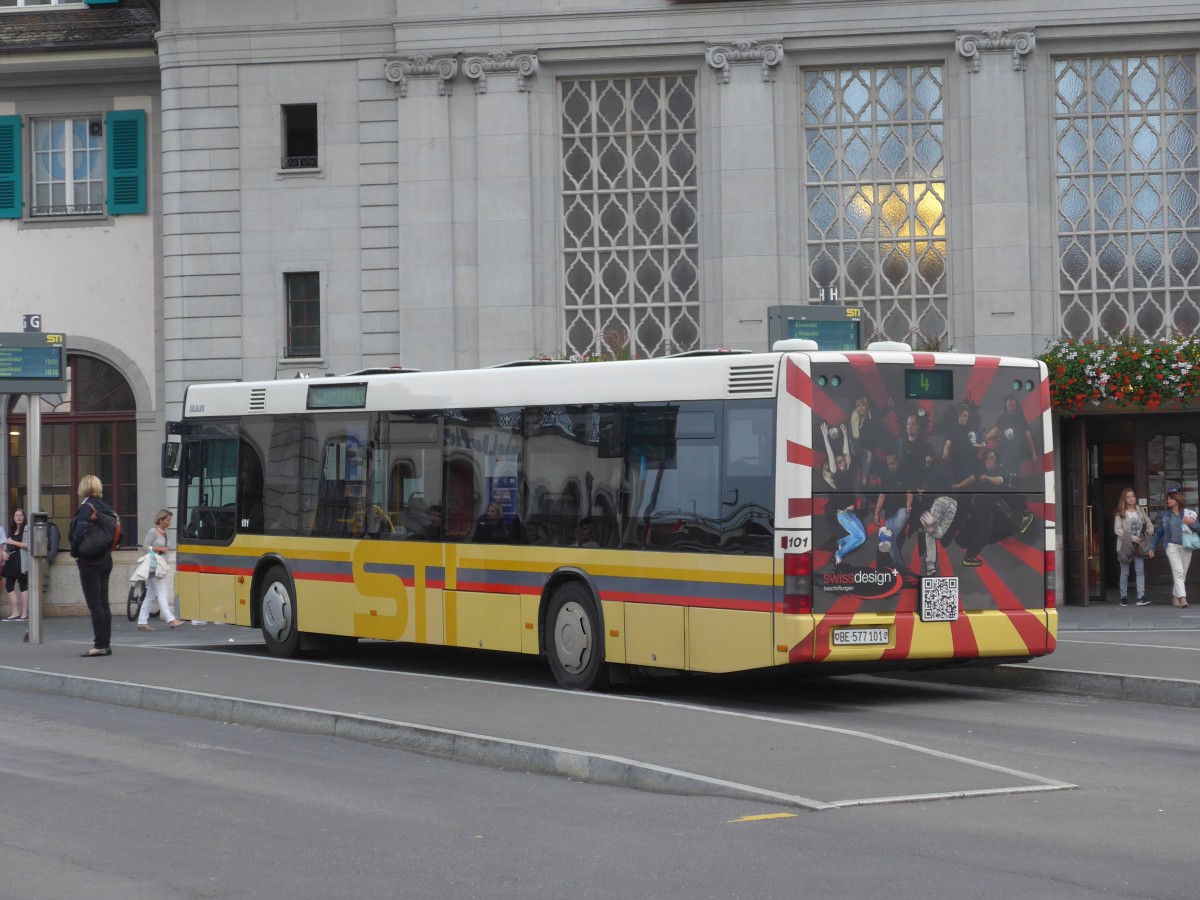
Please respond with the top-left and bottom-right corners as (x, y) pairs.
(705, 40), (784, 84)
(461, 50), (539, 94)
(383, 54), (458, 97)
(956, 28), (1036, 74)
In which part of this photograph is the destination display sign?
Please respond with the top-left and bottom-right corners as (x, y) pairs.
(0, 332), (67, 393)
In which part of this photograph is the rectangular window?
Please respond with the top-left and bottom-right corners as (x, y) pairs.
(1054, 55), (1200, 340)
(282, 103), (318, 169)
(285, 272), (321, 358)
(372, 413), (444, 542)
(0, 1), (76, 7)
(31, 116), (104, 216)
(181, 431), (239, 543)
(560, 76), (699, 359)
(803, 64), (947, 344)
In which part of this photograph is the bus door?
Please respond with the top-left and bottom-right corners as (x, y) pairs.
(177, 423), (240, 623)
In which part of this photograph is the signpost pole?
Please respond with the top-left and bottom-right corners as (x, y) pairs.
(0, 329), (66, 646)
(27, 397), (42, 645)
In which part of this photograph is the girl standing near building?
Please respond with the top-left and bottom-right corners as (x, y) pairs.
(1113, 488), (1150, 606)
(1147, 489), (1197, 608)
(1, 509), (28, 621)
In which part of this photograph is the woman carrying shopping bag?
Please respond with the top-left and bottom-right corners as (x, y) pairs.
(1147, 489), (1199, 608)
(137, 509), (183, 630)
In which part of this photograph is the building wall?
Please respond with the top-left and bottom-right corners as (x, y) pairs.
(0, 63), (167, 532)
(157, 0), (1200, 419)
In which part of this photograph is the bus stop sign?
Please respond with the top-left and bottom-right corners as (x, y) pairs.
(0, 332), (67, 393)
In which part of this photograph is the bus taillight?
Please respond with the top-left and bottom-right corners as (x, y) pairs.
(783, 552), (813, 614)
(1044, 549), (1056, 608)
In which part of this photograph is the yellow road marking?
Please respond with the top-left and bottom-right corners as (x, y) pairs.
(728, 812), (799, 823)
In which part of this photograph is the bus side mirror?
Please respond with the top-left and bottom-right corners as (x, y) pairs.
(162, 440), (181, 478)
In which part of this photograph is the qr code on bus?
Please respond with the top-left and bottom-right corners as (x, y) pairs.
(920, 577), (960, 622)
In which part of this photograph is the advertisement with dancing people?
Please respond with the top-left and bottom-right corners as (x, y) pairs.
(809, 357), (1048, 620)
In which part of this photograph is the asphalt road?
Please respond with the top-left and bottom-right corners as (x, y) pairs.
(3, 663), (1198, 899)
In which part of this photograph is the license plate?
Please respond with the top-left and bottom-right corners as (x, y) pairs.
(832, 627), (890, 646)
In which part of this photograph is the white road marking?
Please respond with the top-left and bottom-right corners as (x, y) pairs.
(129, 643), (1079, 806)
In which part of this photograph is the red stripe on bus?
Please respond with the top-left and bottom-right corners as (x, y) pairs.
(1027, 500), (1054, 523)
(1023, 383), (1047, 422)
(787, 441), (814, 467)
(601, 591), (769, 612)
(812, 593), (866, 662)
(785, 358), (812, 403)
(455, 581), (528, 595)
(788, 497), (813, 518)
(928, 549), (982, 658)
(963, 356), (1000, 406)
(811, 387), (845, 428)
(939, 542), (982, 657)
(294, 571), (355, 584)
(975, 564), (1051, 652)
(176, 564), (250, 577)
(844, 353), (893, 409)
(997, 535), (1044, 571)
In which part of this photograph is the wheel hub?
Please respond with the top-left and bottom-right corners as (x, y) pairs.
(262, 583), (292, 642)
(553, 601), (592, 674)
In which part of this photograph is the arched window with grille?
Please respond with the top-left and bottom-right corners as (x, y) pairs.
(6, 355), (138, 545)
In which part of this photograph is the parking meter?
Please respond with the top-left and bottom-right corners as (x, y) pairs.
(31, 511), (49, 558)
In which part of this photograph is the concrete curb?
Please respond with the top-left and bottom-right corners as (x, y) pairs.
(0, 665), (827, 811)
(894, 665), (1200, 709)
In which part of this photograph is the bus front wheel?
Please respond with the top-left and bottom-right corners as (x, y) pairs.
(260, 567), (301, 657)
(545, 582), (608, 691)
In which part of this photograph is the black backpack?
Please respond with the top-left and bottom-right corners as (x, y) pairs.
(76, 501), (121, 561)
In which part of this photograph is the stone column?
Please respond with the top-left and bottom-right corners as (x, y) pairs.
(385, 55), (459, 371)
(462, 51), (539, 367)
(703, 40), (785, 350)
(954, 28), (1038, 356)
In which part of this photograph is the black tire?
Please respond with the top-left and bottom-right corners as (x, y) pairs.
(126, 581), (146, 622)
(259, 567), (302, 657)
(544, 581), (608, 691)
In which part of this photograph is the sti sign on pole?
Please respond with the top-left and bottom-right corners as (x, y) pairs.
(0, 330), (65, 646)
(0, 331), (68, 393)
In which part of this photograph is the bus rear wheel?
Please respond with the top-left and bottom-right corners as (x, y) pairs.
(259, 567), (301, 657)
(545, 582), (608, 691)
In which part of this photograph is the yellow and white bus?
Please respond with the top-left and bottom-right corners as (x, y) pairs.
(167, 340), (1056, 690)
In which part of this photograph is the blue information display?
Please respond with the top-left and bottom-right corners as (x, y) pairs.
(0, 333), (67, 393)
(767, 305), (864, 351)
(786, 318), (860, 351)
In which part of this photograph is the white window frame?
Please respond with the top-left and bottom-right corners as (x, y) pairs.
(30, 114), (105, 218)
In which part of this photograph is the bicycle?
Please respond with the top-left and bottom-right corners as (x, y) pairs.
(126, 579), (146, 622)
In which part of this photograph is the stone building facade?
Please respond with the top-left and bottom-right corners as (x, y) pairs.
(157, 0), (1200, 604)
(0, 0), (164, 611)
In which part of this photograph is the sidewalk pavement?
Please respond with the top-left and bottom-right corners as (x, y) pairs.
(0, 603), (1195, 809)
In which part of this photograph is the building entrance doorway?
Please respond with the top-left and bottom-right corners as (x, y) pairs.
(1061, 414), (1199, 605)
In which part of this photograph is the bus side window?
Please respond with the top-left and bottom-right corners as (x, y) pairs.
(238, 441), (265, 534)
(181, 435), (239, 543)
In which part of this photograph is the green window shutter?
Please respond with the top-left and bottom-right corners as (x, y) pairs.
(0, 116), (21, 220)
(106, 109), (146, 215)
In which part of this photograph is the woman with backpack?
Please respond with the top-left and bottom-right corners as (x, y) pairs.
(70, 475), (118, 657)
